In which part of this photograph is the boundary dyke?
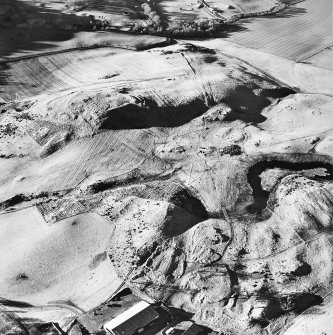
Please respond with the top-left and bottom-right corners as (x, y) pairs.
(0, 38), (172, 65)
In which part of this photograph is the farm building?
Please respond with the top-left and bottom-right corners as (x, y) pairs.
(103, 301), (159, 335)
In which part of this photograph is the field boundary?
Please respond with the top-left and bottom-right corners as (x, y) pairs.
(298, 43), (333, 63)
(0, 37), (173, 65)
(0, 45), (132, 65)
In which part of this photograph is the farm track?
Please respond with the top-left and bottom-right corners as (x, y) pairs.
(0, 45), (133, 65)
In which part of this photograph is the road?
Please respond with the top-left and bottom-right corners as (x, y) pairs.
(197, 0), (226, 20)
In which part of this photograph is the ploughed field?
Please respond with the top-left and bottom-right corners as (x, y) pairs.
(0, 40), (333, 335)
(226, 0), (333, 62)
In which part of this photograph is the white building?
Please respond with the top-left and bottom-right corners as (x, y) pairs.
(104, 301), (159, 335)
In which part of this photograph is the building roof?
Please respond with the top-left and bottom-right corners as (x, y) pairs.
(104, 301), (159, 335)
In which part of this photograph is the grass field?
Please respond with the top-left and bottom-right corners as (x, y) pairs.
(226, 0), (333, 61)
(0, 208), (121, 310)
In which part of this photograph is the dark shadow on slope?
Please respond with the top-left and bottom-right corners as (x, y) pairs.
(162, 201), (208, 237)
(247, 159), (333, 213)
(22, 321), (66, 334)
(0, 0), (78, 100)
(165, 306), (194, 320)
(109, 287), (132, 302)
(101, 99), (208, 129)
(290, 261), (312, 277)
(293, 293), (323, 313)
(0, 0), (81, 59)
(223, 87), (295, 123)
(259, 293), (323, 325)
(169, 189), (208, 220)
(0, 298), (33, 308)
(251, 285), (323, 328)
(157, 187), (209, 238)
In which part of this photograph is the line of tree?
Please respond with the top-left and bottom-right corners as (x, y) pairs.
(167, 19), (221, 36)
(141, 3), (162, 26)
(131, 2), (164, 33)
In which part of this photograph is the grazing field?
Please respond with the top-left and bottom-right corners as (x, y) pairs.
(226, 0), (333, 61)
(0, 208), (121, 310)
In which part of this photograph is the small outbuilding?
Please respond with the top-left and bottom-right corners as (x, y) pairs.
(104, 301), (159, 335)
